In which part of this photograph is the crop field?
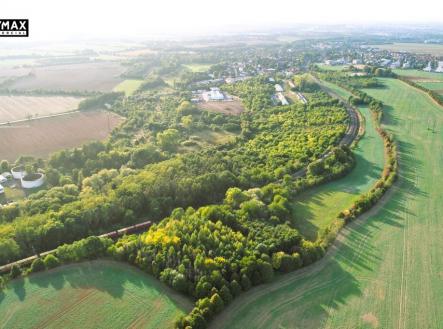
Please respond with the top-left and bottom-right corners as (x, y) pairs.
(198, 99), (244, 116)
(0, 111), (123, 161)
(8, 62), (126, 92)
(0, 260), (192, 329)
(113, 79), (144, 96)
(0, 96), (84, 124)
(372, 42), (443, 56)
(213, 78), (443, 329)
(291, 81), (385, 240)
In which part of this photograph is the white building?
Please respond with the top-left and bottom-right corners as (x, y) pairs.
(402, 62), (411, 69)
(202, 87), (225, 102)
(423, 62), (433, 72)
(275, 84), (284, 92)
(435, 61), (443, 73)
(0, 184), (4, 194)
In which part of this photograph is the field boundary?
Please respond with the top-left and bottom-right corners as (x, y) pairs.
(0, 110), (80, 126)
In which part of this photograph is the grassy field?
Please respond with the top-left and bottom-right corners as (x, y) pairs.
(197, 99), (244, 116)
(291, 81), (385, 240)
(183, 63), (213, 72)
(0, 260), (192, 329)
(393, 69), (443, 95)
(316, 64), (349, 71)
(0, 96), (84, 124)
(372, 43), (443, 56)
(0, 111), (123, 161)
(212, 78), (443, 329)
(393, 69), (443, 81)
(113, 79), (144, 96)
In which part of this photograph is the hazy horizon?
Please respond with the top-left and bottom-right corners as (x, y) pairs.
(2, 0), (443, 42)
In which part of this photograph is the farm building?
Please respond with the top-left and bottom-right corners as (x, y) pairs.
(202, 88), (225, 101)
(436, 61), (443, 73)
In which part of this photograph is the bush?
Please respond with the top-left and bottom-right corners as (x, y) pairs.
(43, 254), (60, 269)
(30, 258), (45, 273)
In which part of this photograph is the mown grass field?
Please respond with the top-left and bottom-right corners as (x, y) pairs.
(113, 79), (144, 96)
(0, 260), (192, 329)
(291, 81), (385, 240)
(212, 78), (443, 329)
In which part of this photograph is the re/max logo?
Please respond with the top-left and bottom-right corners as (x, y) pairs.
(0, 19), (29, 37)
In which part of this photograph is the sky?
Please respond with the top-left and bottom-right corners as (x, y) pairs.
(2, 0), (443, 41)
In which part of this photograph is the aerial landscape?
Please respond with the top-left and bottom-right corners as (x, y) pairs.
(1, 1), (443, 328)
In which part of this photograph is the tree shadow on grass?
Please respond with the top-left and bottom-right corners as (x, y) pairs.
(24, 260), (191, 312)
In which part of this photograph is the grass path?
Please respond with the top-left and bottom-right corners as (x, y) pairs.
(212, 78), (443, 329)
(291, 80), (385, 240)
(0, 260), (192, 329)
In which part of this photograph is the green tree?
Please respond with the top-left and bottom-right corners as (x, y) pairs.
(157, 129), (180, 151)
(30, 258), (45, 273)
(43, 254), (60, 269)
(0, 160), (9, 172)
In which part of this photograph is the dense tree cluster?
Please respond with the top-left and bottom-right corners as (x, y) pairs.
(222, 77), (275, 111)
(0, 91), (347, 267)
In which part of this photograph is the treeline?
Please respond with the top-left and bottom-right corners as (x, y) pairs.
(318, 71), (383, 90)
(78, 92), (124, 111)
(396, 75), (443, 107)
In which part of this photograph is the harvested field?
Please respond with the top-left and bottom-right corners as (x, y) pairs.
(371, 43), (443, 56)
(198, 99), (244, 116)
(0, 260), (192, 329)
(8, 62), (126, 92)
(0, 111), (124, 161)
(0, 96), (84, 124)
